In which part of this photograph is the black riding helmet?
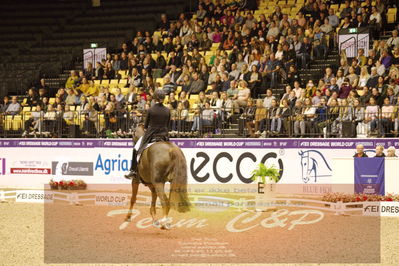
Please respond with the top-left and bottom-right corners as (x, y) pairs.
(153, 89), (166, 102)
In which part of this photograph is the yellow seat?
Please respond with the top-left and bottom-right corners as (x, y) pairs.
(119, 79), (128, 85)
(4, 115), (12, 130)
(282, 8), (291, 14)
(110, 79), (119, 85)
(12, 115), (22, 130)
(75, 106), (81, 112)
(31, 106), (37, 111)
(387, 8), (397, 23)
(118, 70), (128, 79)
(156, 78), (164, 87)
(94, 80), (101, 85)
(110, 87), (118, 95)
(49, 98), (55, 105)
(118, 83), (127, 89)
(99, 114), (105, 129)
(188, 99), (196, 107)
(330, 4), (339, 10)
(69, 105), (76, 111)
(101, 79), (110, 85)
(22, 106), (31, 112)
(121, 87), (129, 95)
(387, 13), (396, 24)
(189, 94), (199, 101)
(175, 86), (182, 94)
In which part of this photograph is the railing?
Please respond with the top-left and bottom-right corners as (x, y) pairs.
(0, 105), (398, 138)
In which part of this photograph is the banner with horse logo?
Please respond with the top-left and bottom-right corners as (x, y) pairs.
(354, 158), (385, 195)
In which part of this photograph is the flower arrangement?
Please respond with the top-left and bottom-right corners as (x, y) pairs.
(49, 179), (87, 190)
(322, 192), (399, 203)
(250, 163), (281, 184)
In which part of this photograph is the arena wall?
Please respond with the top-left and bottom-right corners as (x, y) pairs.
(0, 138), (398, 194)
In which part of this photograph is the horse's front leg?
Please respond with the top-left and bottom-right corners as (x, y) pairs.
(125, 182), (139, 222)
(154, 183), (171, 230)
(148, 184), (157, 222)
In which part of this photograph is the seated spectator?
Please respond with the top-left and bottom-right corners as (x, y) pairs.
(103, 63), (116, 79)
(82, 103), (98, 135)
(353, 144), (368, 157)
(269, 99), (282, 135)
(235, 80), (250, 108)
(23, 88), (39, 107)
(176, 102), (189, 133)
(387, 146), (397, 157)
(358, 66), (370, 88)
(0, 96), (10, 113)
(242, 98), (256, 137)
(178, 91), (190, 109)
(188, 72), (205, 95)
(43, 104), (57, 133)
(380, 97), (394, 137)
(335, 99), (353, 137)
(365, 97), (380, 136)
(305, 80), (316, 98)
(294, 97), (316, 137)
(63, 104), (75, 126)
(65, 88), (78, 106)
(346, 66), (359, 87)
(5, 96), (21, 115)
(65, 70), (78, 89)
(23, 104), (44, 135)
(339, 78), (352, 100)
(263, 89), (276, 108)
(387, 30), (399, 48)
(191, 101), (214, 133)
(375, 145), (385, 157)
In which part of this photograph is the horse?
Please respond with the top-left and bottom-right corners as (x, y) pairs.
(298, 150), (332, 183)
(121, 124), (190, 230)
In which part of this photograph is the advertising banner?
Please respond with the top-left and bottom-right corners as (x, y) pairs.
(363, 202), (399, 217)
(0, 139), (398, 192)
(354, 158), (385, 195)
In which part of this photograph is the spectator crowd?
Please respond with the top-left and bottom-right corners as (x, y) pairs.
(1, 0), (399, 138)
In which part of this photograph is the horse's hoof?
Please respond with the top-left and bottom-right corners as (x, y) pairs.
(161, 222), (171, 230)
(119, 221), (130, 230)
(153, 220), (161, 228)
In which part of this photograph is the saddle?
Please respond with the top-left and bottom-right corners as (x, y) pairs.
(149, 134), (169, 143)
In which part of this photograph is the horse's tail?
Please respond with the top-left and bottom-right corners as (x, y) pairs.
(168, 145), (191, 213)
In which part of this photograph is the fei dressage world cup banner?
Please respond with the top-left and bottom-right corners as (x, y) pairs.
(354, 158), (385, 195)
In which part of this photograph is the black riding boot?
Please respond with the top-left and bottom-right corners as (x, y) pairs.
(125, 149), (138, 179)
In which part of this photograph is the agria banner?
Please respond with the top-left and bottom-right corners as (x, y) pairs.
(0, 138), (398, 190)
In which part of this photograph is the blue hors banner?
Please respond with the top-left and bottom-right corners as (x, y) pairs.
(354, 158), (385, 195)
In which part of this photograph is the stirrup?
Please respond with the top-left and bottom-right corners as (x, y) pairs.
(124, 171), (137, 179)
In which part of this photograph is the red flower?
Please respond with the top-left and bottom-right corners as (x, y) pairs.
(69, 181), (75, 186)
(386, 198), (393, 201)
(363, 196), (368, 201)
(54, 182), (58, 186)
(59, 181), (64, 185)
(356, 197), (361, 202)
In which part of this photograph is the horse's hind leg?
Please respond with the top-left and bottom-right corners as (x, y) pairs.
(154, 183), (170, 229)
(148, 184), (157, 221)
(125, 182), (139, 222)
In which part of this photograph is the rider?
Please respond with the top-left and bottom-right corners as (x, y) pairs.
(125, 89), (170, 179)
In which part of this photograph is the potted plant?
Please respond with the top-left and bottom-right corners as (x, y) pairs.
(251, 163), (281, 211)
